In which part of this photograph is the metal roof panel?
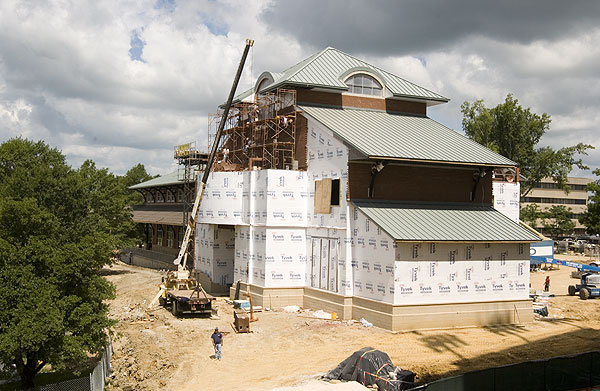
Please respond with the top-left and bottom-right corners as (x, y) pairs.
(300, 105), (516, 166)
(353, 200), (540, 242)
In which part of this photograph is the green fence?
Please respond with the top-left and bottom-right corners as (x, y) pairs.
(411, 351), (600, 391)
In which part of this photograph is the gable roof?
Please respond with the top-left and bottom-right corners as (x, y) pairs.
(300, 105), (516, 167)
(353, 200), (541, 242)
(129, 171), (183, 190)
(233, 47), (448, 105)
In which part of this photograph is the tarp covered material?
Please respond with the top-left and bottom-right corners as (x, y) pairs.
(324, 347), (415, 391)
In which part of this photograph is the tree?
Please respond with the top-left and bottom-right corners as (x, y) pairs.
(120, 163), (154, 204)
(0, 139), (116, 389)
(542, 205), (576, 238)
(579, 168), (600, 235)
(462, 94), (593, 196)
(520, 203), (543, 228)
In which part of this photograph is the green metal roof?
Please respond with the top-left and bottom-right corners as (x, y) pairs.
(266, 47), (449, 102)
(129, 171), (184, 190)
(353, 200), (541, 242)
(300, 105), (516, 167)
(232, 47), (448, 104)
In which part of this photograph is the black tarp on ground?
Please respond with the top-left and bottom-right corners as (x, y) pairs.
(324, 347), (415, 391)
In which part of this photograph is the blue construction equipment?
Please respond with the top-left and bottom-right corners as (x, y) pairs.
(530, 255), (600, 300)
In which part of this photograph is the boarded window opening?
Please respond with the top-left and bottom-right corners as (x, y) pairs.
(314, 178), (332, 214)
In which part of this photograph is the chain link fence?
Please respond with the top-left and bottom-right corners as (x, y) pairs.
(34, 339), (112, 391)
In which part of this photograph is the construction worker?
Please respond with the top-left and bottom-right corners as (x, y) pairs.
(211, 327), (223, 360)
(544, 276), (550, 292)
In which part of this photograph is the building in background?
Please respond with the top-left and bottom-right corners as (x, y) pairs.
(521, 177), (592, 237)
(127, 171), (188, 270)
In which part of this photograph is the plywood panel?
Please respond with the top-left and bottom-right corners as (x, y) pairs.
(314, 178), (332, 214)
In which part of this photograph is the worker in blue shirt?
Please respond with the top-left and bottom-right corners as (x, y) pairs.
(211, 327), (223, 360)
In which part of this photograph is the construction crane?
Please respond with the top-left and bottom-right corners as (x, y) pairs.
(149, 39), (255, 313)
(531, 255), (600, 300)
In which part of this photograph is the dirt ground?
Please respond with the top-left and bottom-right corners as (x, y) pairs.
(104, 254), (600, 391)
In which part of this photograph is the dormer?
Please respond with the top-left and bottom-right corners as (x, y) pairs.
(340, 67), (387, 98)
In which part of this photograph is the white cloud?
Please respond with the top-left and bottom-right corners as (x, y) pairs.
(0, 0), (599, 180)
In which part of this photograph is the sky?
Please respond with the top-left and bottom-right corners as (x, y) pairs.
(1, 0), (599, 177)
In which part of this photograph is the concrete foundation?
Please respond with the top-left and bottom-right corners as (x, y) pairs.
(229, 283), (533, 331)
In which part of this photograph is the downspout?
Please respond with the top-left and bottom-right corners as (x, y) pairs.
(471, 168), (489, 202)
(368, 161), (386, 198)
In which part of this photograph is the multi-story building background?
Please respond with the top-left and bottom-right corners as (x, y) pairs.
(521, 177), (592, 237)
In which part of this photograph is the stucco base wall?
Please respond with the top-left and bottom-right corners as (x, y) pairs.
(229, 284), (533, 331)
(194, 271), (230, 296)
(129, 254), (177, 271)
(229, 283), (304, 308)
(303, 288), (353, 320)
(391, 300), (533, 331)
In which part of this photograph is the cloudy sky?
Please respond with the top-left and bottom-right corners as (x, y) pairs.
(1, 0), (599, 176)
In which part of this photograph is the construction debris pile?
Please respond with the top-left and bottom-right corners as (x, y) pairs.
(324, 347), (415, 391)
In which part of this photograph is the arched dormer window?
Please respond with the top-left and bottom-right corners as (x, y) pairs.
(345, 74), (383, 96)
(256, 78), (270, 96)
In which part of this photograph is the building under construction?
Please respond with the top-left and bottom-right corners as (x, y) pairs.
(131, 47), (541, 331)
(209, 89), (302, 172)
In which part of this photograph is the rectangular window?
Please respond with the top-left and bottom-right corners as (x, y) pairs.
(519, 243), (524, 255)
(485, 243), (490, 249)
(466, 246), (472, 260)
(501, 252), (507, 265)
(430, 243), (436, 254)
(157, 225), (163, 246)
(178, 189), (184, 202)
(314, 178), (332, 214)
(167, 191), (175, 202)
(449, 250), (456, 264)
(178, 227), (184, 248)
(167, 226), (174, 248)
(412, 244), (419, 259)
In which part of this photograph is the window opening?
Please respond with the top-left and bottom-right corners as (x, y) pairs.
(345, 74), (383, 96)
(157, 225), (163, 246)
(167, 226), (174, 247)
(331, 178), (340, 206)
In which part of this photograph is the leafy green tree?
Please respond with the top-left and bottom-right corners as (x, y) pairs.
(542, 205), (576, 238)
(462, 94), (593, 196)
(120, 163), (154, 205)
(0, 139), (116, 389)
(520, 203), (543, 228)
(579, 168), (600, 235)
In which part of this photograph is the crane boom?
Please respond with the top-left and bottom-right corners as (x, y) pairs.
(530, 256), (600, 273)
(174, 39), (254, 270)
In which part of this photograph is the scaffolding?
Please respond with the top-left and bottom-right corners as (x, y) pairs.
(174, 142), (209, 225)
(208, 88), (299, 171)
